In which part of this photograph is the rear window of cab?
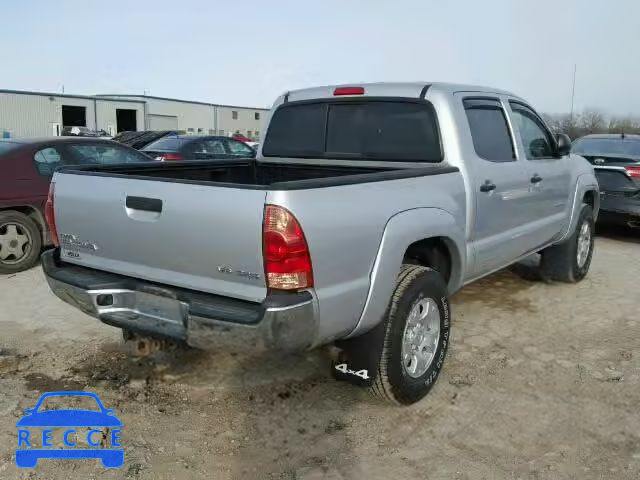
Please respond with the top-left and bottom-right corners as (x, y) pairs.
(262, 100), (442, 162)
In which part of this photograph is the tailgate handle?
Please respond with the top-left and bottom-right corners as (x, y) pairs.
(126, 196), (163, 213)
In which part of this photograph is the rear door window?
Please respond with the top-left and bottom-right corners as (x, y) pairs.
(263, 101), (442, 162)
(142, 137), (187, 153)
(463, 98), (515, 162)
(225, 139), (254, 156)
(68, 144), (150, 165)
(202, 139), (227, 154)
(34, 147), (64, 176)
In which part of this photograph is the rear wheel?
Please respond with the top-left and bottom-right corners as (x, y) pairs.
(0, 211), (42, 274)
(370, 265), (451, 405)
(540, 204), (594, 283)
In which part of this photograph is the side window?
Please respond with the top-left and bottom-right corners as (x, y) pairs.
(226, 139), (253, 155)
(68, 144), (147, 165)
(463, 98), (515, 162)
(33, 147), (63, 176)
(509, 102), (555, 159)
(201, 139), (226, 154)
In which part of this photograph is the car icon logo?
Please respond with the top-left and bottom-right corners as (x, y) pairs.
(15, 391), (123, 468)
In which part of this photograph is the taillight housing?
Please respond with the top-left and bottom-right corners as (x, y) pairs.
(44, 182), (59, 247)
(157, 153), (182, 161)
(625, 166), (640, 178)
(263, 205), (313, 290)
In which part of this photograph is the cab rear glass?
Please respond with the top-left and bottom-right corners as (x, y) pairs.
(262, 100), (442, 162)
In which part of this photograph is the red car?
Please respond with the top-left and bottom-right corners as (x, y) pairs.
(0, 137), (154, 273)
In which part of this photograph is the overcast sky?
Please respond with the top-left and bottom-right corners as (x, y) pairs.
(2, 0), (639, 115)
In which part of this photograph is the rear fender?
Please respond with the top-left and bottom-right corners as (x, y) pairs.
(346, 207), (465, 340)
(332, 208), (464, 386)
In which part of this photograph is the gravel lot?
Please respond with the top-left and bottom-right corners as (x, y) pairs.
(1, 228), (639, 479)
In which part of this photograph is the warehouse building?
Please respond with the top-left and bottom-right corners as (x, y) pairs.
(0, 89), (269, 140)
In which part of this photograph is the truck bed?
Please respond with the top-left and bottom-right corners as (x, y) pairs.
(60, 160), (458, 190)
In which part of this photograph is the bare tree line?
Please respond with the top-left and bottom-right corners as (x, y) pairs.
(542, 110), (640, 140)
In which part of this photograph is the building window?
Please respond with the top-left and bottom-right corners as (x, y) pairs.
(255, 131), (259, 139)
(247, 131), (252, 138)
(187, 128), (194, 135)
(197, 128), (204, 134)
(255, 112), (260, 120)
(232, 111), (238, 120)
(218, 129), (225, 136)
(208, 129), (215, 135)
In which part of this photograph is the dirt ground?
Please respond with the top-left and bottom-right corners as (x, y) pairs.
(1, 228), (639, 480)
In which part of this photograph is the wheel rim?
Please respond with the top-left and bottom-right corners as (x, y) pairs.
(0, 222), (32, 264)
(576, 220), (592, 268)
(401, 297), (441, 378)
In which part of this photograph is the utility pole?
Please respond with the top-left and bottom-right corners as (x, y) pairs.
(569, 64), (577, 123)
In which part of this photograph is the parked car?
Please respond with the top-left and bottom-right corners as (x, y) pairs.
(42, 82), (598, 405)
(141, 135), (256, 161)
(0, 137), (155, 273)
(572, 133), (640, 228)
(111, 130), (178, 150)
(61, 126), (101, 137)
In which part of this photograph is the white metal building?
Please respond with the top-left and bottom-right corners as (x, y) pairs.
(0, 89), (269, 140)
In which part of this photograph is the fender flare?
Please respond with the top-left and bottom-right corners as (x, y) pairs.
(558, 173), (599, 243)
(345, 207), (465, 339)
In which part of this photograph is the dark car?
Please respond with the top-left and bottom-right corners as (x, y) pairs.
(141, 135), (256, 161)
(0, 137), (154, 273)
(573, 134), (640, 228)
(111, 130), (178, 150)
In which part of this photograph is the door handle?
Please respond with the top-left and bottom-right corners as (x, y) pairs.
(530, 174), (543, 184)
(480, 181), (497, 193)
(126, 196), (163, 213)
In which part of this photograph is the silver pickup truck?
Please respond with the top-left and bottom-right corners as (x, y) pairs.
(42, 82), (599, 405)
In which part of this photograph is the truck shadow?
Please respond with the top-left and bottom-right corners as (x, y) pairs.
(596, 224), (640, 244)
(66, 343), (359, 478)
(227, 350), (359, 479)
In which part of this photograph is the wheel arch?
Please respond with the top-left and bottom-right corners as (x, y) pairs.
(0, 205), (47, 243)
(558, 174), (599, 243)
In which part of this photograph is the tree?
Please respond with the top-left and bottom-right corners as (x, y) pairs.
(578, 109), (606, 134)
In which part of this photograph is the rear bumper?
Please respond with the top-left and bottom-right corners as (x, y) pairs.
(599, 194), (640, 226)
(41, 250), (318, 352)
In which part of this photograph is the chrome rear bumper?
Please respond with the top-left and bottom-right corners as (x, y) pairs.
(41, 250), (317, 353)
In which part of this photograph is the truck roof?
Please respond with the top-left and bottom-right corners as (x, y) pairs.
(281, 82), (524, 103)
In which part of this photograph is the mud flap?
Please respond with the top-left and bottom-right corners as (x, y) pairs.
(331, 319), (387, 387)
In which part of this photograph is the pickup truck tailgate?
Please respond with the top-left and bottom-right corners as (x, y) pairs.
(53, 173), (268, 302)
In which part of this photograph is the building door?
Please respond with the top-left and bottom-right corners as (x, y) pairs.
(61, 105), (86, 127)
(116, 109), (137, 132)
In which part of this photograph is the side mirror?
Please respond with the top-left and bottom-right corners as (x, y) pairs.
(555, 133), (572, 157)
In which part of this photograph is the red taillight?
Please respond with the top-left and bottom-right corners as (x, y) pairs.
(263, 205), (313, 290)
(333, 86), (365, 96)
(44, 182), (59, 247)
(625, 166), (640, 178)
(158, 153), (182, 161)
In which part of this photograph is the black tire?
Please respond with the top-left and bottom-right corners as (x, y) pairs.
(0, 211), (42, 274)
(370, 264), (451, 405)
(540, 204), (594, 283)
